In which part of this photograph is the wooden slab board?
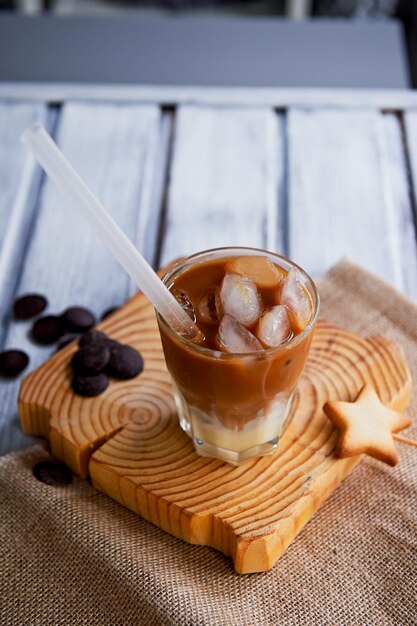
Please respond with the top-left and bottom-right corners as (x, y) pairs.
(18, 278), (411, 574)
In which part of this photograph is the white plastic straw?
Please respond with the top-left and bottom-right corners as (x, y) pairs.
(21, 124), (199, 339)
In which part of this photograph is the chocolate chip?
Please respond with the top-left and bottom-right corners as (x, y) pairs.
(72, 373), (109, 397)
(79, 329), (119, 350)
(33, 460), (72, 486)
(78, 330), (112, 347)
(62, 307), (96, 333)
(13, 294), (48, 320)
(31, 315), (66, 345)
(71, 345), (110, 376)
(105, 345), (144, 380)
(0, 350), (29, 378)
(55, 336), (77, 352)
(101, 306), (119, 321)
(79, 329), (108, 347)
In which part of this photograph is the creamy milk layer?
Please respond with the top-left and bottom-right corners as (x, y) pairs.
(172, 381), (293, 452)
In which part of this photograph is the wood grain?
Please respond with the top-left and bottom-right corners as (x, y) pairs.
(0, 102), (164, 454)
(160, 106), (285, 266)
(19, 283), (411, 573)
(287, 109), (417, 298)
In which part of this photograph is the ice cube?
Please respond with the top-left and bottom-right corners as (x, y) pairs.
(225, 255), (284, 289)
(218, 314), (263, 353)
(256, 305), (292, 348)
(197, 286), (223, 326)
(220, 273), (262, 328)
(279, 269), (311, 329)
(172, 289), (196, 323)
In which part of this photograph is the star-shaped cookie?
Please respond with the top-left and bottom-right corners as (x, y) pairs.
(323, 384), (411, 466)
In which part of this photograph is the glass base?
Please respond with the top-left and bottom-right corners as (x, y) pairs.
(192, 436), (279, 465)
(171, 380), (294, 464)
(173, 372), (294, 465)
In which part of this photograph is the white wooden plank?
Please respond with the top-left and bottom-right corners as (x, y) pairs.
(404, 111), (417, 239)
(161, 105), (285, 267)
(0, 102), (48, 251)
(135, 110), (172, 276)
(287, 108), (417, 299)
(0, 103), (53, 346)
(0, 102), (165, 454)
(381, 113), (417, 298)
(2, 83), (417, 110)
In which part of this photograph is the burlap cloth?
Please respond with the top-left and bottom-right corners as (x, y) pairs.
(1, 260), (416, 626)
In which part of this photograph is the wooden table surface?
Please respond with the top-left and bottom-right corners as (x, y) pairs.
(1, 96), (417, 454)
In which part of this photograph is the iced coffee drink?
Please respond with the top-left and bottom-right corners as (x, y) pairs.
(156, 248), (319, 464)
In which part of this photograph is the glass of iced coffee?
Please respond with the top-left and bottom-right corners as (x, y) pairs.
(156, 247), (319, 464)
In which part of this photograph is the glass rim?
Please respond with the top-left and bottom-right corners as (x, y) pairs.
(156, 246), (320, 359)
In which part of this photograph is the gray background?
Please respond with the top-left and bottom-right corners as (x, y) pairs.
(0, 14), (410, 88)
